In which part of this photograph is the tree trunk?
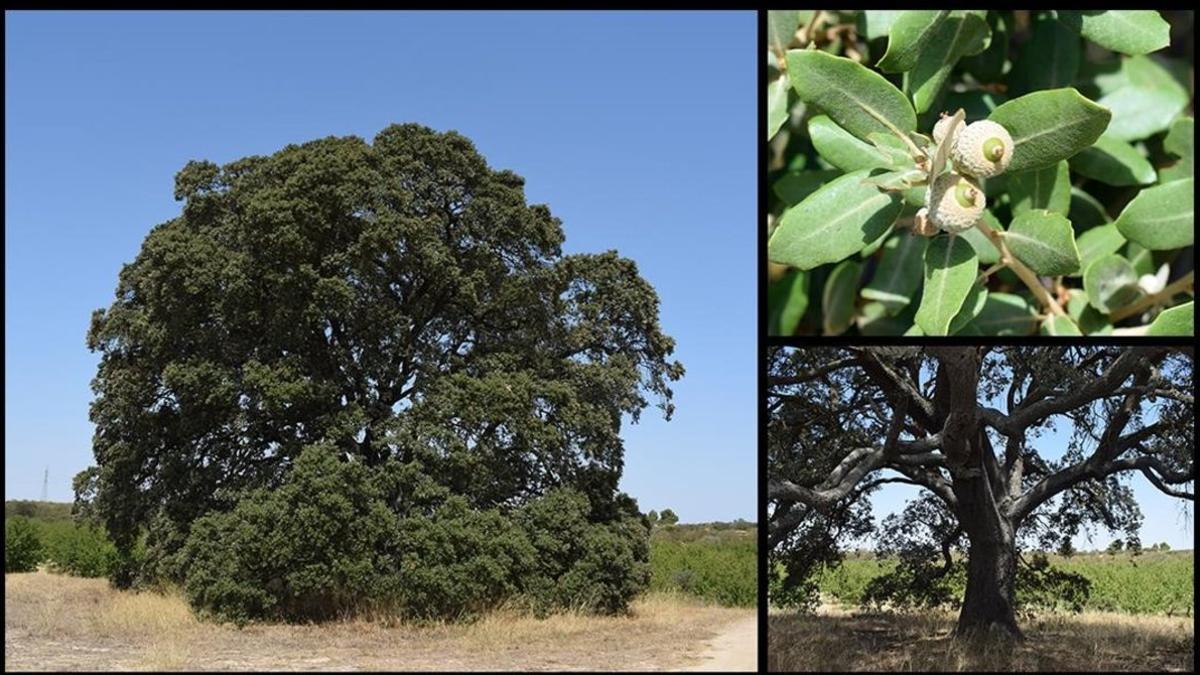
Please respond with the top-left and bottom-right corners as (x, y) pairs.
(956, 520), (1023, 640)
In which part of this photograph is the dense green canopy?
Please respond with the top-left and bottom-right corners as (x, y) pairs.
(81, 124), (682, 617)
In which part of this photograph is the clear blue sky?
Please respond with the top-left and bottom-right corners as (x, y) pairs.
(4, 11), (756, 522)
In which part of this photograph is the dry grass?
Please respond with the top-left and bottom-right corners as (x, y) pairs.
(768, 603), (1195, 672)
(4, 572), (753, 671)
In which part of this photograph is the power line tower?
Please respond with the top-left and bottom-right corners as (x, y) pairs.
(41, 468), (48, 501)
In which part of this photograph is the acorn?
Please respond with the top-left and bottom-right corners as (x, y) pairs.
(951, 120), (1013, 178)
(927, 172), (985, 233)
(932, 112), (962, 149)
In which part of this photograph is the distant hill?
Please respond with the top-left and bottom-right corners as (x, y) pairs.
(5, 500), (72, 521)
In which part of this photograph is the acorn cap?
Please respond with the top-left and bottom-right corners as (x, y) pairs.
(928, 173), (985, 233)
(950, 120), (1013, 178)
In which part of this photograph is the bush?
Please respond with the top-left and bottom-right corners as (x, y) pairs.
(178, 446), (650, 624)
(516, 488), (650, 615)
(5, 517), (43, 572)
(180, 444), (400, 624)
(39, 520), (119, 577)
(394, 497), (534, 620)
(651, 534), (757, 607)
(767, 10), (1194, 337)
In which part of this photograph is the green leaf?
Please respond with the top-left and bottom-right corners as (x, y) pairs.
(768, 269), (810, 336)
(1005, 210), (1080, 276)
(960, 11), (1008, 83)
(1125, 242), (1156, 277)
(768, 78), (790, 141)
(1145, 301), (1194, 336)
(1057, 11), (1169, 56)
(768, 11), (804, 56)
(969, 293), (1038, 335)
(1074, 224), (1126, 277)
(1094, 55), (1188, 142)
(769, 170), (904, 270)
(1009, 14), (1080, 96)
(1083, 254), (1142, 313)
(1067, 289), (1114, 335)
(1008, 160), (1070, 216)
(1113, 178), (1194, 250)
(861, 167), (926, 191)
(1068, 187), (1112, 231)
(906, 11), (991, 114)
(988, 89), (1112, 174)
(822, 260), (862, 335)
(862, 231), (928, 315)
(1159, 116), (1194, 184)
(1069, 135), (1156, 186)
(857, 300), (915, 335)
(914, 235), (978, 335)
(787, 50), (917, 143)
(958, 210), (1002, 265)
(773, 169), (842, 206)
(808, 115), (908, 172)
(859, 11), (905, 40)
(1040, 314), (1083, 336)
(877, 11), (951, 73)
(948, 280), (988, 335)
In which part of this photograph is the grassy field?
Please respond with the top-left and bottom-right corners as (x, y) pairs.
(649, 522), (757, 608)
(814, 550), (1193, 616)
(4, 571), (753, 671)
(769, 603), (1194, 672)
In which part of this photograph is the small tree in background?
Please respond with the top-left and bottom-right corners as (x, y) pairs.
(5, 517), (43, 573)
(1159, 542), (1171, 551)
(659, 509), (679, 526)
(646, 510), (659, 527)
(1056, 537), (1076, 558)
(1106, 539), (1125, 555)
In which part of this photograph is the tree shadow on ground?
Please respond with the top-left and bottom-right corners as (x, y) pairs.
(768, 609), (1194, 672)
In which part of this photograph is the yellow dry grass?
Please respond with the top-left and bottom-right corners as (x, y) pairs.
(5, 571), (752, 671)
(768, 604), (1195, 672)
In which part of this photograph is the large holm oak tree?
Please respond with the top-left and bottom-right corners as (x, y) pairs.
(81, 124), (682, 616)
(768, 346), (1193, 639)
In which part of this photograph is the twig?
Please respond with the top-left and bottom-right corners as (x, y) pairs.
(798, 10), (826, 47)
(975, 220), (1066, 316)
(976, 262), (1005, 285)
(1109, 271), (1195, 323)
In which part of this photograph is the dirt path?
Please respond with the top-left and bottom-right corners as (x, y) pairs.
(677, 615), (758, 671)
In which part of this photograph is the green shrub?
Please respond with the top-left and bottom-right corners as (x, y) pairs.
(5, 517), (43, 572)
(180, 444), (400, 624)
(39, 520), (118, 577)
(650, 530), (757, 607)
(177, 445), (650, 624)
(394, 497), (534, 620)
(516, 488), (651, 615)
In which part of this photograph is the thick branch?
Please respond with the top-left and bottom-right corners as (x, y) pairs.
(1008, 431), (1191, 521)
(851, 348), (938, 431)
(981, 348), (1167, 437)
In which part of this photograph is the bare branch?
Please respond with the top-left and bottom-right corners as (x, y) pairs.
(768, 356), (857, 387)
(851, 348), (938, 431)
